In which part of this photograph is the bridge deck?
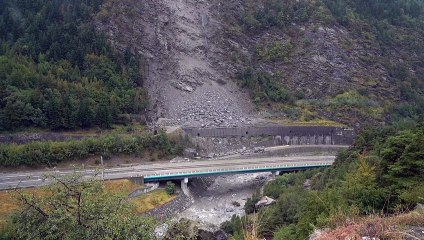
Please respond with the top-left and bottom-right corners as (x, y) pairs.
(0, 156), (335, 190)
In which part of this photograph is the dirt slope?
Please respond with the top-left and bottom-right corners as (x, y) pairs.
(96, 0), (260, 128)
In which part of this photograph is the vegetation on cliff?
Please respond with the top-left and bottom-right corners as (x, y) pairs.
(228, 0), (424, 125)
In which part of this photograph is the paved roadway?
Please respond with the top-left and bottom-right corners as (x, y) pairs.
(0, 156), (335, 190)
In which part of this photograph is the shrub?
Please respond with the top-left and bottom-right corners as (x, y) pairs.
(165, 181), (176, 195)
(0, 133), (177, 167)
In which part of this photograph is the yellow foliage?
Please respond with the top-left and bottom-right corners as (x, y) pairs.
(0, 179), (143, 230)
(130, 189), (176, 214)
(346, 155), (376, 189)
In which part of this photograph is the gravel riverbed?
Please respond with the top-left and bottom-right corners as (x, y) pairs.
(176, 173), (271, 226)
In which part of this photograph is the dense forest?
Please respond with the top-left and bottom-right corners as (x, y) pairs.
(0, 0), (148, 131)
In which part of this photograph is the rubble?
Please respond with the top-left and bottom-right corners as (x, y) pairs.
(95, 0), (260, 129)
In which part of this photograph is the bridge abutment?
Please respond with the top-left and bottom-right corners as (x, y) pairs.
(181, 177), (190, 196)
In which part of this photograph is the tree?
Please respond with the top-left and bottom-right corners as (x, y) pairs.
(165, 181), (176, 195)
(380, 128), (424, 209)
(44, 89), (64, 130)
(244, 190), (260, 214)
(96, 98), (112, 128)
(77, 98), (96, 128)
(0, 0), (149, 132)
(8, 173), (156, 239)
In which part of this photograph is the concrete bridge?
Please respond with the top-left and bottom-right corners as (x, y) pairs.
(183, 125), (355, 145)
(0, 156), (335, 190)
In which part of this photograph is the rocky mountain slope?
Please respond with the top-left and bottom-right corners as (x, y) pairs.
(96, 0), (424, 128)
(96, 0), (259, 128)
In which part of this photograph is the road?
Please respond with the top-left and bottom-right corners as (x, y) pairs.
(0, 156), (336, 190)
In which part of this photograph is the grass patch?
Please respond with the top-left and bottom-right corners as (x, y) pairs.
(0, 188), (49, 231)
(268, 118), (347, 127)
(317, 210), (424, 240)
(0, 179), (143, 230)
(104, 179), (143, 195)
(131, 189), (176, 214)
(0, 123), (147, 137)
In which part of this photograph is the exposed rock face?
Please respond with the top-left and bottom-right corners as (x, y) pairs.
(96, 0), (258, 128)
(212, 0), (399, 125)
(96, 0), (413, 127)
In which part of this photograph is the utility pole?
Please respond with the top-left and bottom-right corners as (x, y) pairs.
(101, 155), (104, 181)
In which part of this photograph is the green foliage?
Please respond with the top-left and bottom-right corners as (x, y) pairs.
(244, 190), (261, 214)
(259, 187), (308, 236)
(343, 156), (386, 213)
(165, 181), (176, 195)
(0, 0), (148, 132)
(163, 218), (198, 240)
(6, 173), (156, 239)
(220, 215), (245, 237)
(0, 132), (179, 167)
(241, 0), (312, 31)
(233, 0), (424, 124)
(263, 175), (289, 199)
(273, 224), (296, 240)
(249, 122), (424, 239)
(237, 69), (296, 104)
(330, 90), (375, 108)
(380, 128), (424, 210)
(256, 41), (294, 62)
(323, 0), (424, 28)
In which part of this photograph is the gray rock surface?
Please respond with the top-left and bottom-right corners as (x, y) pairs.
(96, 0), (261, 128)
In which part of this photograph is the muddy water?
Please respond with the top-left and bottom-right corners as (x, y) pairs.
(177, 173), (271, 226)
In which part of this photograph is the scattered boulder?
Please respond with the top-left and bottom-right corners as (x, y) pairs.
(184, 148), (198, 158)
(255, 196), (276, 210)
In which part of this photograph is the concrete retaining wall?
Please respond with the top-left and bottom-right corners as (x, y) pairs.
(128, 182), (159, 198)
(183, 125), (355, 145)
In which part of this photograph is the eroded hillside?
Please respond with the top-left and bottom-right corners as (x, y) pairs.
(96, 0), (424, 127)
(96, 0), (259, 128)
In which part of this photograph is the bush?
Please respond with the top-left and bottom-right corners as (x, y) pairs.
(237, 69), (294, 104)
(0, 133), (177, 167)
(244, 190), (261, 214)
(165, 181), (176, 195)
(253, 123), (424, 239)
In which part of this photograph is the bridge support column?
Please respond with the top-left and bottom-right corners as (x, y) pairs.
(272, 171), (280, 177)
(181, 178), (190, 196)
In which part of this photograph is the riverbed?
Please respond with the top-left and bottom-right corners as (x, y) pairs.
(177, 172), (271, 225)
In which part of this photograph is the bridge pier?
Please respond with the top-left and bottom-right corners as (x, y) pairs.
(272, 171), (280, 177)
(181, 177), (190, 196)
